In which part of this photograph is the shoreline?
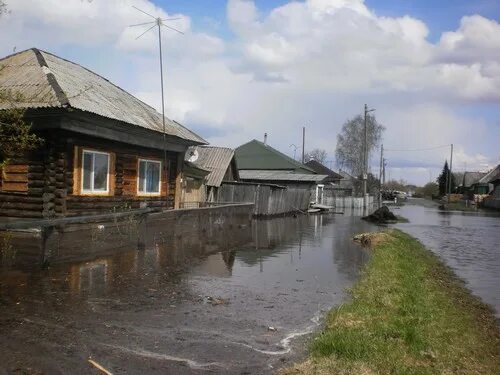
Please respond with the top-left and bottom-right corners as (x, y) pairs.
(281, 229), (500, 374)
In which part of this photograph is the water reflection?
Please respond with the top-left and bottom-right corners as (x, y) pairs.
(0, 212), (375, 375)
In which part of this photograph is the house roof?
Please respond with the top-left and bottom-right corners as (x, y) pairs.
(478, 165), (500, 184)
(239, 170), (328, 182)
(0, 48), (206, 145)
(338, 170), (357, 180)
(183, 161), (211, 179)
(461, 171), (487, 187)
(235, 140), (315, 173)
(185, 146), (238, 187)
(304, 160), (343, 180)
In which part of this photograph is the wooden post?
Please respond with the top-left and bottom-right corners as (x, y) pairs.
(174, 152), (184, 209)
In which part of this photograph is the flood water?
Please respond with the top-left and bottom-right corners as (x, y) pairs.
(0, 212), (374, 374)
(395, 199), (500, 317)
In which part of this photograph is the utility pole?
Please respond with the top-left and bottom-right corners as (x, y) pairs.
(302, 126), (305, 164)
(383, 158), (387, 186)
(363, 104), (375, 207)
(448, 143), (454, 202)
(379, 144), (384, 205)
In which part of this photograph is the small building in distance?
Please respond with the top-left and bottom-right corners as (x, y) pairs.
(0, 48), (206, 218)
(480, 165), (500, 209)
(304, 159), (344, 203)
(457, 171), (487, 196)
(183, 146), (239, 204)
(234, 139), (327, 211)
(337, 170), (358, 196)
(304, 159), (343, 184)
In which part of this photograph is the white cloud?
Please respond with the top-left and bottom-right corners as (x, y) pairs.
(438, 15), (500, 63)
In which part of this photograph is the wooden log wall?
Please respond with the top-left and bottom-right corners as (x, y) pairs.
(0, 129), (181, 218)
(62, 131), (178, 216)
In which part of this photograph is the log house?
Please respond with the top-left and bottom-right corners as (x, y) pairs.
(0, 48), (206, 218)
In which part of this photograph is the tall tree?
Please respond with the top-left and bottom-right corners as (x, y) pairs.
(437, 160), (455, 196)
(304, 148), (327, 164)
(0, 1), (7, 16)
(335, 114), (384, 177)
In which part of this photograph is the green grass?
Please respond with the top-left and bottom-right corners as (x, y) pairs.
(282, 230), (500, 374)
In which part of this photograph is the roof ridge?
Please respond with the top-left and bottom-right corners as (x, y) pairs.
(32, 49), (69, 107)
(251, 139), (315, 173)
(199, 145), (234, 151)
(37, 49), (163, 115)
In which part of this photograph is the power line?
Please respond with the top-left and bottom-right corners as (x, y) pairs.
(385, 144), (450, 152)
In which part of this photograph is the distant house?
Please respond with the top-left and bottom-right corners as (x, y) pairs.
(457, 171), (488, 195)
(304, 159), (344, 203)
(235, 140), (327, 210)
(235, 139), (327, 185)
(0, 48), (206, 218)
(304, 160), (343, 183)
(336, 170), (358, 196)
(184, 146), (239, 203)
(480, 165), (500, 209)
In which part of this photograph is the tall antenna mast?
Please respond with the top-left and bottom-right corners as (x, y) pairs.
(129, 6), (184, 191)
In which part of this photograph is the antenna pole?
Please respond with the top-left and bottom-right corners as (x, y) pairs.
(302, 126), (305, 164)
(157, 19), (168, 185)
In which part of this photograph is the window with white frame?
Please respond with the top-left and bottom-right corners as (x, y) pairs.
(138, 159), (161, 195)
(82, 150), (110, 193)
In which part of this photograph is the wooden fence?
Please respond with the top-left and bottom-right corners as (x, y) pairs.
(326, 196), (374, 208)
(218, 182), (311, 216)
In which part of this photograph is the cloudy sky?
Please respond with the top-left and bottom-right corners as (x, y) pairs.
(1, 0), (499, 185)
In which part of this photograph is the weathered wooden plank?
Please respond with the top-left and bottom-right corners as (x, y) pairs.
(4, 164), (28, 173)
(1, 182), (28, 192)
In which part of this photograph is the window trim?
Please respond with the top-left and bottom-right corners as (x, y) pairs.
(137, 158), (162, 196)
(81, 149), (111, 195)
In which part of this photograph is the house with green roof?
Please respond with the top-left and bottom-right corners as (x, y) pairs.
(235, 140), (327, 184)
(234, 140), (328, 208)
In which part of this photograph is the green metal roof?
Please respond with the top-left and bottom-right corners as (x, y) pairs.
(235, 140), (315, 173)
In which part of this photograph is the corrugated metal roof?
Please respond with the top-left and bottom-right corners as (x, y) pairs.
(462, 171), (487, 187)
(235, 140), (315, 173)
(305, 160), (343, 180)
(0, 48), (206, 145)
(239, 170), (328, 182)
(185, 146), (236, 187)
(478, 165), (500, 184)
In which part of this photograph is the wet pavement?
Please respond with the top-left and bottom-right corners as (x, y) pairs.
(0, 212), (374, 374)
(395, 199), (500, 317)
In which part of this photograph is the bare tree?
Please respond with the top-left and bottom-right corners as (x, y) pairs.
(304, 148), (328, 164)
(0, 1), (7, 16)
(335, 114), (384, 177)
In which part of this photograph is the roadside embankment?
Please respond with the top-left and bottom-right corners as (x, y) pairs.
(281, 229), (500, 374)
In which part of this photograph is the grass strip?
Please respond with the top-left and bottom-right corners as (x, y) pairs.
(282, 229), (499, 374)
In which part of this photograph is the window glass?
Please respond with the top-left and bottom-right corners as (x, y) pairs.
(138, 160), (146, 192)
(139, 159), (161, 194)
(82, 152), (92, 191)
(82, 150), (110, 193)
(93, 153), (109, 191)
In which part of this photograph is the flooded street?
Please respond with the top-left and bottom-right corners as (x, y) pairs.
(395, 199), (500, 317)
(0, 213), (373, 374)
